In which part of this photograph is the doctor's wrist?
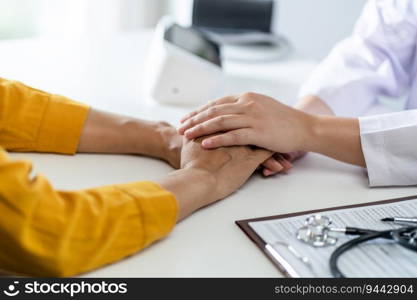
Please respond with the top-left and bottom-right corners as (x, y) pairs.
(303, 114), (341, 153)
(302, 115), (366, 166)
(295, 95), (335, 116)
(294, 112), (319, 153)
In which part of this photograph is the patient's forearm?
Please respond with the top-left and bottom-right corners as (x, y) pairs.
(158, 168), (216, 221)
(78, 109), (171, 160)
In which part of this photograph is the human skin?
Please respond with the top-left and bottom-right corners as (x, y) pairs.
(77, 108), (272, 221)
(178, 92), (366, 168)
(78, 108), (182, 168)
(159, 136), (271, 220)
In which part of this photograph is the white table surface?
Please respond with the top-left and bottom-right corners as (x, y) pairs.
(1, 32), (417, 277)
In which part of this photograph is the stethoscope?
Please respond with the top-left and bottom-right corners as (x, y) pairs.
(296, 215), (417, 278)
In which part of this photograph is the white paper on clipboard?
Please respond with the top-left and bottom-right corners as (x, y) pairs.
(249, 199), (417, 277)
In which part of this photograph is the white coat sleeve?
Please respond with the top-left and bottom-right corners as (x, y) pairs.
(360, 110), (417, 186)
(299, 0), (417, 117)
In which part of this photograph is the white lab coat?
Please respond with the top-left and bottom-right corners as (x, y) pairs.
(299, 0), (417, 186)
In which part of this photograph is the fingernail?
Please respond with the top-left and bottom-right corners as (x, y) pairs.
(264, 169), (273, 176)
(273, 161), (284, 171)
(202, 139), (213, 147)
(184, 129), (193, 138)
(273, 160), (284, 171)
(178, 123), (189, 134)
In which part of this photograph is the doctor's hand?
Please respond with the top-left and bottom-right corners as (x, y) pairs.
(178, 92), (312, 156)
(178, 92), (366, 169)
(160, 135), (272, 220)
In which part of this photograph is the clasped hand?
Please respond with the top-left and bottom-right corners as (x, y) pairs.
(178, 92), (310, 175)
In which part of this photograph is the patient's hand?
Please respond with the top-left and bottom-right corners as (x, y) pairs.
(184, 136), (272, 207)
(156, 122), (182, 169)
(159, 136), (272, 220)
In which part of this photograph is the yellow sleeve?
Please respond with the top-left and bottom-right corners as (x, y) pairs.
(0, 78), (89, 154)
(0, 148), (178, 277)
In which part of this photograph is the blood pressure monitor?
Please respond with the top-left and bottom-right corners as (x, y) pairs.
(144, 17), (222, 106)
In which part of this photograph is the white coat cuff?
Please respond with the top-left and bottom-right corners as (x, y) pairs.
(359, 111), (417, 187)
(359, 116), (390, 187)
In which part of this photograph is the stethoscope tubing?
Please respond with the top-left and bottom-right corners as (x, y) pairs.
(329, 229), (394, 278)
(329, 226), (417, 278)
(343, 227), (378, 235)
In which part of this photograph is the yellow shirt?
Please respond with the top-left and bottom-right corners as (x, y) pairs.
(0, 78), (178, 277)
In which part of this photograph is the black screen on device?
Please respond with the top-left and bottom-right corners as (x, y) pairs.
(164, 24), (221, 66)
(192, 0), (274, 33)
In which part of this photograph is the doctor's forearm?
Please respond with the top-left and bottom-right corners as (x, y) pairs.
(295, 95), (335, 116)
(303, 115), (366, 167)
(295, 96), (366, 166)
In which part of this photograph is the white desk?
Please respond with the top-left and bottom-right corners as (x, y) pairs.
(1, 32), (417, 277)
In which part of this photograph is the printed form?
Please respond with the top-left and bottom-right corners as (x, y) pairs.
(249, 199), (417, 277)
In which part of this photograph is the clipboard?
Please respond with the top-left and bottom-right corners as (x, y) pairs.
(235, 194), (417, 278)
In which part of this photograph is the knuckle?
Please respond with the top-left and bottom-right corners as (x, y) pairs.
(237, 130), (251, 144)
(159, 121), (171, 127)
(208, 136), (220, 146)
(230, 132), (240, 144)
(217, 115), (226, 126)
(244, 101), (257, 110)
(189, 111), (198, 119)
(207, 99), (216, 106)
(209, 98), (221, 107)
(241, 92), (257, 99)
(207, 106), (218, 117)
(193, 124), (203, 133)
(186, 118), (195, 127)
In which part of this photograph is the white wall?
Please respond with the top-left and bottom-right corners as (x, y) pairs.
(170, 0), (367, 60)
(276, 0), (366, 60)
(0, 0), (168, 39)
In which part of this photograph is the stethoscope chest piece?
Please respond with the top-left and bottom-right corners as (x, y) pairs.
(296, 214), (338, 247)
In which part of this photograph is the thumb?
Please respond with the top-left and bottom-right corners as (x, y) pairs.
(251, 148), (274, 165)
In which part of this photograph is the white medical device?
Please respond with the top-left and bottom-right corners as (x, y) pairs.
(144, 17), (222, 106)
